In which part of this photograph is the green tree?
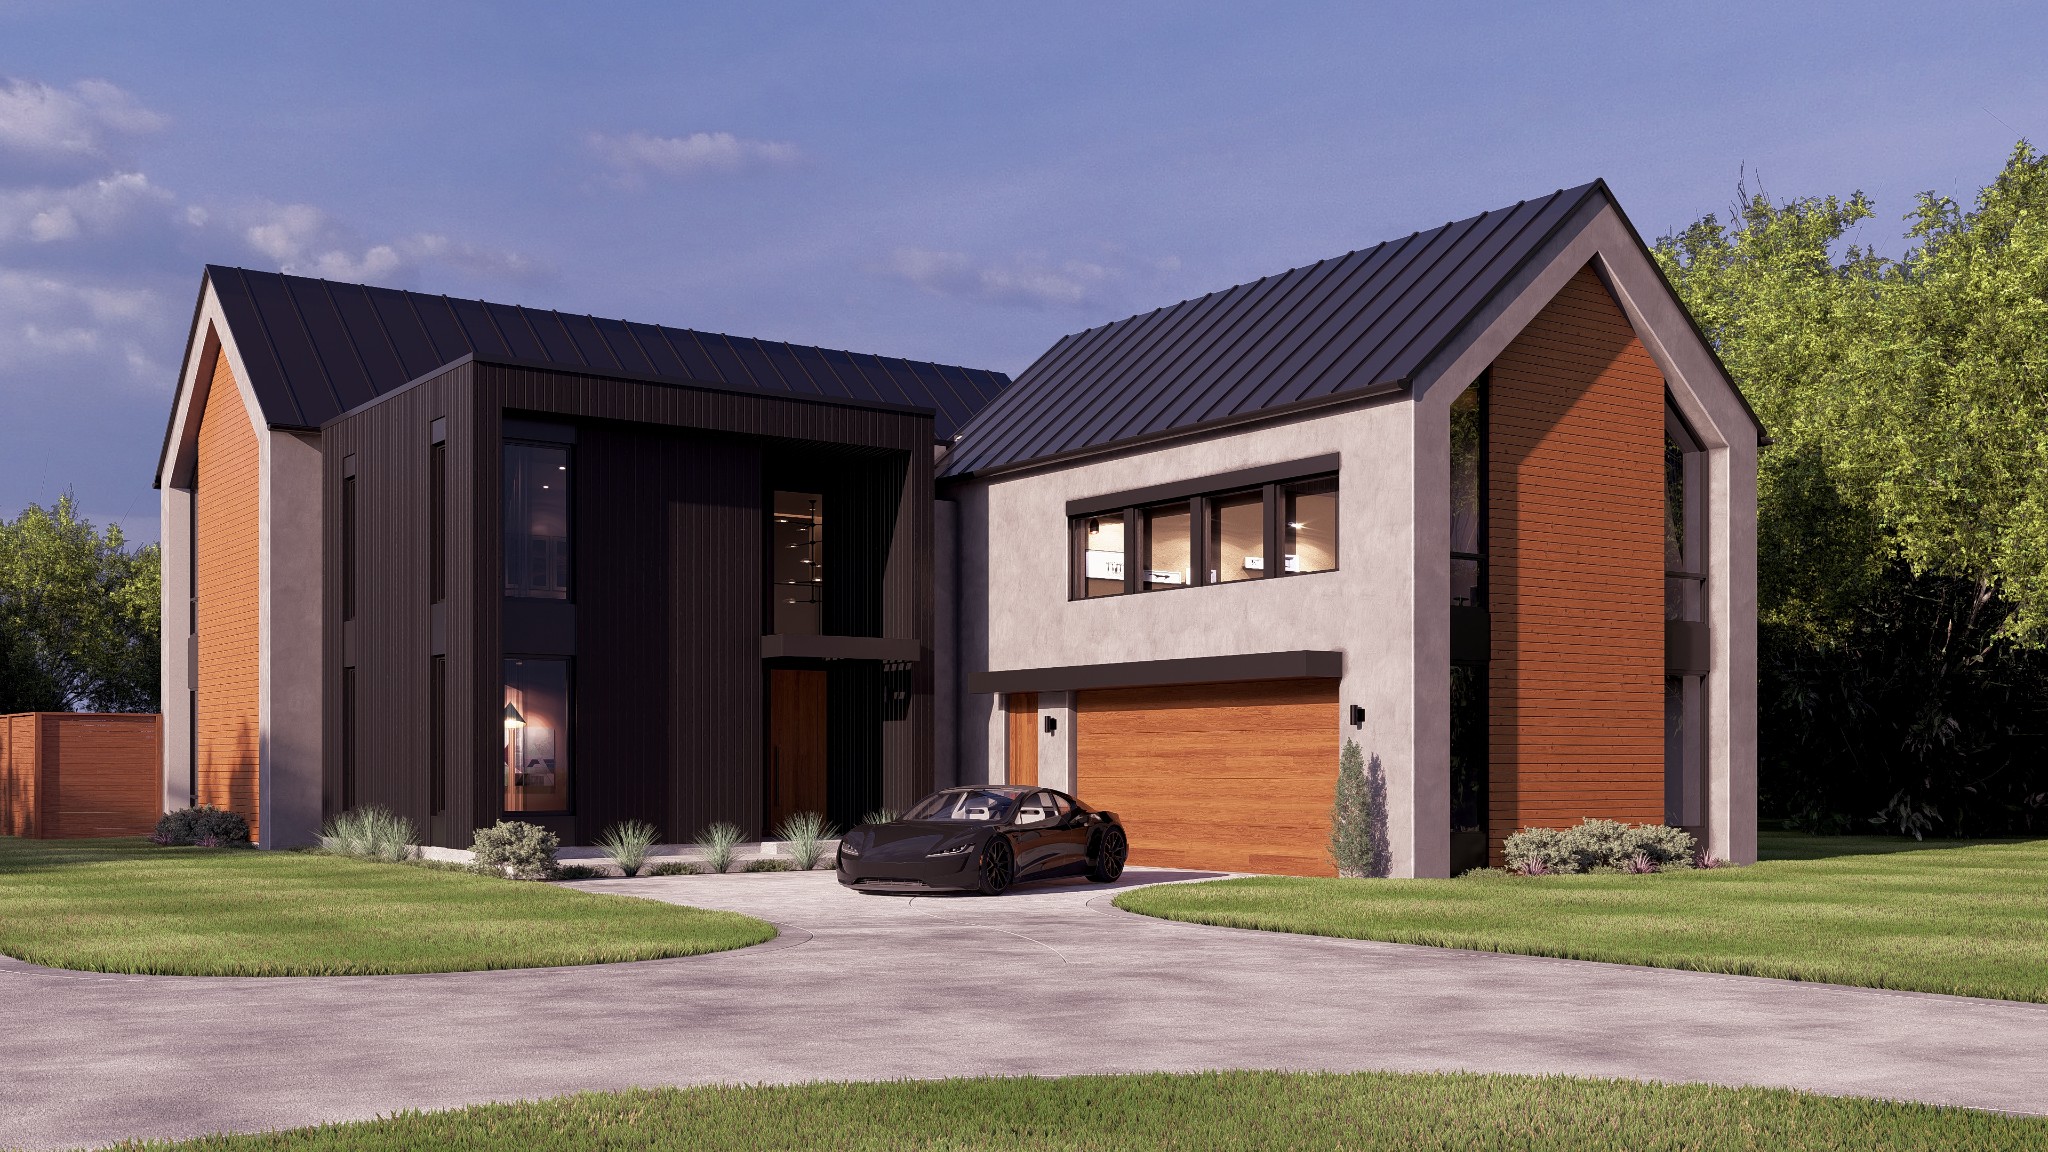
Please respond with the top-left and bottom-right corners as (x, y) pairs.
(0, 494), (161, 713)
(1329, 738), (1374, 877)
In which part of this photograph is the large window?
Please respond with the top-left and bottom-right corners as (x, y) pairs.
(503, 442), (570, 599)
(503, 657), (571, 813)
(771, 491), (825, 634)
(1450, 384), (1484, 607)
(1070, 466), (1338, 599)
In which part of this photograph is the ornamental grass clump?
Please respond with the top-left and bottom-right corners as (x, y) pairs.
(596, 819), (660, 878)
(152, 805), (250, 847)
(774, 811), (838, 870)
(319, 805), (418, 862)
(1503, 819), (1699, 875)
(695, 821), (744, 874)
(861, 808), (900, 825)
(471, 819), (560, 880)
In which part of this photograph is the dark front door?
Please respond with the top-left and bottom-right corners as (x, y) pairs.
(767, 669), (828, 833)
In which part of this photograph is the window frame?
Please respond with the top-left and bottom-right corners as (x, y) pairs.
(501, 438), (574, 602)
(1068, 467), (1339, 601)
(501, 654), (575, 817)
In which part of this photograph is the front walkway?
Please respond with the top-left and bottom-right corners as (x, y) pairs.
(3, 870), (2045, 1149)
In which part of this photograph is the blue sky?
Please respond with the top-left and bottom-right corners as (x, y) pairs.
(2, 1), (2042, 542)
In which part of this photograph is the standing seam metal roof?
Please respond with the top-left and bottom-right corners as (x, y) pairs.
(938, 182), (1605, 478)
(202, 266), (1011, 439)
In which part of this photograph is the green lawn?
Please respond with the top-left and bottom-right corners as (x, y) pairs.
(0, 838), (773, 976)
(1114, 833), (2048, 1002)
(117, 1072), (2042, 1151)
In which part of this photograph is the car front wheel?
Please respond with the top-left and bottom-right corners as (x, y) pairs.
(977, 837), (1015, 895)
(1088, 827), (1128, 883)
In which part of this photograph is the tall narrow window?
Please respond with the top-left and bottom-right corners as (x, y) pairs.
(1450, 385), (1484, 607)
(1077, 514), (1126, 598)
(1282, 476), (1339, 574)
(771, 491), (825, 634)
(430, 441), (447, 604)
(1207, 490), (1266, 582)
(503, 658), (571, 813)
(341, 665), (357, 812)
(503, 442), (570, 599)
(1141, 502), (1192, 590)
(429, 655), (447, 817)
(341, 475), (358, 620)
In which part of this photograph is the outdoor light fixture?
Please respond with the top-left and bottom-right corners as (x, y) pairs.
(1348, 704), (1364, 728)
(503, 702), (526, 729)
(1044, 715), (1058, 736)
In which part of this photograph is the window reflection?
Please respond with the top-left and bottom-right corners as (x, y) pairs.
(1080, 515), (1126, 598)
(503, 658), (570, 813)
(1142, 502), (1191, 590)
(1450, 386), (1484, 607)
(1208, 490), (1265, 582)
(1283, 478), (1338, 574)
(504, 443), (570, 599)
(772, 491), (824, 635)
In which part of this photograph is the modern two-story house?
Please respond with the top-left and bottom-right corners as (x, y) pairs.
(157, 179), (1759, 877)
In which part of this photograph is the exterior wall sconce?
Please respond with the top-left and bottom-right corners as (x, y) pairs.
(1348, 704), (1364, 728)
(1044, 715), (1058, 736)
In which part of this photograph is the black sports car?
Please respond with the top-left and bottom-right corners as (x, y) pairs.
(836, 785), (1128, 895)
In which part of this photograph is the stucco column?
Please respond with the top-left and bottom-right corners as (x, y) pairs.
(260, 430), (325, 848)
(1706, 441), (1759, 864)
(159, 483), (194, 815)
(1036, 690), (1076, 793)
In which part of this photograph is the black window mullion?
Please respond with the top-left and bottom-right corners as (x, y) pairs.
(1191, 495), (1210, 586)
(1263, 482), (1282, 578)
(1122, 507), (1139, 595)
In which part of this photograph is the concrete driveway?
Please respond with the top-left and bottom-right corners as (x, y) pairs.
(3, 868), (2046, 1150)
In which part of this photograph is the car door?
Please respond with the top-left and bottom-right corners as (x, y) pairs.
(1008, 791), (1064, 878)
(1040, 791), (1093, 877)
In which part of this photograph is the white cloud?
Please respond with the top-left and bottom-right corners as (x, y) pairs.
(0, 78), (167, 169)
(0, 266), (168, 385)
(587, 130), (801, 187)
(886, 246), (1116, 308)
(237, 202), (542, 284)
(0, 171), (174, 245)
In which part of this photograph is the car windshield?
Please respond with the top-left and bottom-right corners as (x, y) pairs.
(904, 789), (1019, 823)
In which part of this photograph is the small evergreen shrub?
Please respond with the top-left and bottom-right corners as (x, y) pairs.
(153, 805), (250, 847)
(551, 863), (607, 880)
(319, 805), (417, 862)
(695, 821), (744, 874)
(1328, 739), (1374, 878)
(648, 860), (705, 876)
(773, 811), (838, 870)
(595, 819), (660, 878)
(743, 858), (794, 873)
(1503, 819), (1699, 875)
(470, 820), (560, 880)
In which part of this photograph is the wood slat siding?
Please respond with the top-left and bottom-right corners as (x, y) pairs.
(1487, 264), (1666, 857)
(195, 352), (262, 838)
(1006, 692), (1039, 786)
(1076, 679), (1338, 876)
(0, 713), (162, 837)
(325, 362), (932, 846)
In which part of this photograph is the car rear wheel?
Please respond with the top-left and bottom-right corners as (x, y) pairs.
(1088, 827), (1128, 883)
(977, 837), (1015, 895)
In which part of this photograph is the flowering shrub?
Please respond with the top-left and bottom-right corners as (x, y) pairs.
(1503, 819), (1699, 875)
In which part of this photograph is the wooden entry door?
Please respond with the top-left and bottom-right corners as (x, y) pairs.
(767, 669), (828, 831)
(1006, 692), (1039, 786)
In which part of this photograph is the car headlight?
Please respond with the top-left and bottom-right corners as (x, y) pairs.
(926, 844), (973, 858)
(838, 841), (860, 858)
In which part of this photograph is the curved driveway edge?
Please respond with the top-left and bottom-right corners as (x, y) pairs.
(2, 869), (2044, 1150)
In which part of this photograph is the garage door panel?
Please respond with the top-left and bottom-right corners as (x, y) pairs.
(1077, 678), (1339, 878)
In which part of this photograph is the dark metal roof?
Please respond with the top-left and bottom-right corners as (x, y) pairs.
(940, 182), (1613, 478)
(202, 266), (1011, 438)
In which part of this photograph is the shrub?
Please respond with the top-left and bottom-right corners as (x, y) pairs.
(1503, 819), (1699, 875)
(774, 811), (838, 870)
(595, 819), (660, 878)
(744, 858), (794, 873)
(648, 860), (705, 876)
(694, 821), (744, 874)
(860, 808), (899, 825)
(470, 820), (560, 880)
(1328, 739), (1374, 878)
(319, 805), (417, 862)
(153, 805), (250, 847)
(551, 864), (607, 880)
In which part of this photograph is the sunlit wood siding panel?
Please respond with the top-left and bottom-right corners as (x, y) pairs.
(195, 353), (263, 838)
(1487, 264), (1666, 856)
(0, 714), (38, 836)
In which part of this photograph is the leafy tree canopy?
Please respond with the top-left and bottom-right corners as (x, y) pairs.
(0, 494), (160, 713)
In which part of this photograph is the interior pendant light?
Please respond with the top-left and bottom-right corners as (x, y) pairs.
(502, 702), (526, 729)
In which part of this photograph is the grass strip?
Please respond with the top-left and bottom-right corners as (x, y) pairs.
(0, 837), (773, 976)
(1114, 833), (2048, 1002)
(115, 1071), (2045, 1151)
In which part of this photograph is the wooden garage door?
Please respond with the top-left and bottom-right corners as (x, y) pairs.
(1076, 678), (1339, 877)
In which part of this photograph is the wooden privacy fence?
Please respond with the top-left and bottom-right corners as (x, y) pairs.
(0, 713), (163, 838)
